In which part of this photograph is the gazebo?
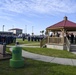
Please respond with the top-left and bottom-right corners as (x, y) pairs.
(41, 16), (76, 51)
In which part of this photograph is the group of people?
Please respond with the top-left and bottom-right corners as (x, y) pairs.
(50, 32), (76, 44)
(66, 33), (76, 44)
(0, 35), (16, 44)
(50, 32), (60, 37)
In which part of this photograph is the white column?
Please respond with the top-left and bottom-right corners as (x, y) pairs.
(60, 29), (65, 44)
(47, 30), (50, 43)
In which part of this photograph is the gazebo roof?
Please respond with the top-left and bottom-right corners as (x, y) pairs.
(46, 16), (76, 31)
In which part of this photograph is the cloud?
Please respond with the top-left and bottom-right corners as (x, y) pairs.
(0, 15), (12, 21)
(0, 0), (76, 15)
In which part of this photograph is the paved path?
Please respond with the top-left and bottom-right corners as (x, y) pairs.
(10, 48), (76, 66)
(7, 44), (40, 48)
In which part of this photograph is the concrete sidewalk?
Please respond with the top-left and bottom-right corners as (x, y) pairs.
(22, 50), (76, 66)
(10, 48), (76, 66)
(7, 44), (40, 48)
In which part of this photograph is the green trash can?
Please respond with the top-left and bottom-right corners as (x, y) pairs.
(10, 46), (24, 68)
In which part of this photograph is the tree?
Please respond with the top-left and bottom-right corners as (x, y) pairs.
(40, 30), (44, 35)
(32, 32), (34, 36)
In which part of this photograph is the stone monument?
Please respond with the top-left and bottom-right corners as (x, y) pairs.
(0, 43), (11, 60)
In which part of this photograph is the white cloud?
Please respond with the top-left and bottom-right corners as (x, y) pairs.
(0, 15), (12, 21)
(0, 0), (76, 15)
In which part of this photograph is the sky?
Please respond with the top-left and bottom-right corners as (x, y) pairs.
(0, 0), (76, 35)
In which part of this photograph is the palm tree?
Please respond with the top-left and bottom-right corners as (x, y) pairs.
(32, 32), (34, 36)
(40, 30), (44, 35)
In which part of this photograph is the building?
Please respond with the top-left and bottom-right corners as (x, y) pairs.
(0, 31), (13, 36)
(9, 28), (22, 36)
(41, 16), (76, 51)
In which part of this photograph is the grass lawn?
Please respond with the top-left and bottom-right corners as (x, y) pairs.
(6, 47), (12, 54)
(7, 38), (40, 46)
(24, 43), (40, 46)
(16, 38), (40, 45)
(0, 58), (76, 75)
(3, 42), (76, 75)
(23, 47), (76, 59)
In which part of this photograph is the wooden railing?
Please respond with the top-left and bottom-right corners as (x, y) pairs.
(65, 37), (71, 51)
(40, 36), (71, 51)
(40, 38), (47, 47)
(40, 37), (63, 47)
(49, 37), (63, 44)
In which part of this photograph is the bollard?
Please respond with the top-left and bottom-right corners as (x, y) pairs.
(10, 45), (24, 68)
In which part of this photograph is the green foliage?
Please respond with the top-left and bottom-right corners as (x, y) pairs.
(6, 47), (12, 54)
(40, 30), (44, 35)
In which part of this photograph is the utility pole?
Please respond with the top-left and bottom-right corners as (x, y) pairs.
(32, 26), (34, 35)
(25, 25), (27, 34)
(3, 25), (5, 32)
(12, 25), (14, 28)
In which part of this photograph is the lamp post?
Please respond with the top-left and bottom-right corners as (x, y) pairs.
(25, 25), (27, 34)
(32, 26), (34, 36)
(12, 25), (14, 28)
(3, 25), (5, 32)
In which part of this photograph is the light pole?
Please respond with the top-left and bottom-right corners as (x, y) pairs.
(12, 25), (14, 28)
(25, 25), (27, 34)
(32, 26), (34, 35)
(3, 25), (5, 32)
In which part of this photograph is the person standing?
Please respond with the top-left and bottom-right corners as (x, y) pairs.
(66, 33), (70, 39)
(22, 34), (25, 41)
(71, 33), (74, 44)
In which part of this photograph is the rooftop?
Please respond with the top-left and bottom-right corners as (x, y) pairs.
(9, 28), (22, 30)
(46, 16), (76, 31)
